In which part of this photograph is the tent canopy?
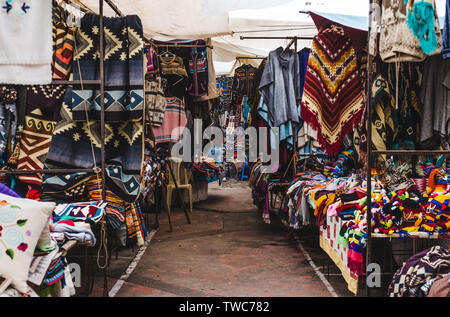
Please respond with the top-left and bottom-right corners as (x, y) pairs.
(71, 0), (448, 74)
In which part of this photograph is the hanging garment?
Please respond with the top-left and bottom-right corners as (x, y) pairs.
(146, 45), (160, 80)
(387, 62), (422, 150)
(186, 40), (208, 97)
(159, 54), (189, 100)
(301, 24), (364, 156)
(17, 85), (66, 186)
(0, 86), (18, 165)
(52, 3), (75, 81)
(193, 39), (218, 101)
(371, 74), (397, 158)
(444, 0), (450, 59)
(72, 13), (145, 122)
(0, 0), (53, 84)
(296, 48), (310, 101)
(378, 0), (442, 62)
(217, 75), (233, 110)
(232, 64), (258, 103)
(145, 76), (167, 127)
(152, 96), (187, 144)
(259, 46), (300, 128)
(420, 55), (450, 145)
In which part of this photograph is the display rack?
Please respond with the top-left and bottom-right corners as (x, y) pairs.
(364, 0), (450, 297)
(0, 0), (113, 297)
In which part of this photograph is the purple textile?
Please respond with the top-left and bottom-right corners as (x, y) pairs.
(0, 182), (20, 198)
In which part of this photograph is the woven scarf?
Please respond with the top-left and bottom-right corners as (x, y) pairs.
(301, 24), (364, 156)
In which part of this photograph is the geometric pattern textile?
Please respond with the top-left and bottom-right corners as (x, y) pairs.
(17, 85), (66, 186)
(72, 13), (145, 122)
(45, 88), (143, 203)
(301, 24), (364, 156)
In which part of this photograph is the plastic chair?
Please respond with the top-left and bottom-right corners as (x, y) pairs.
(164, 157), (193, 231)
(241, 162), (249, 181)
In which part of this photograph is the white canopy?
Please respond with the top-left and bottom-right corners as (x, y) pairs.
(72, 0), (448, 75)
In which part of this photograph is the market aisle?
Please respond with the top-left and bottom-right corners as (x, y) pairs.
(111, 182), (345, 297)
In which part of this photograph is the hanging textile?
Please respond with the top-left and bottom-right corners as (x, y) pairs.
(152, 96), (187, 144)
(419, 55), (450, 145)
(217, 75), (233, 110)
(17, 85), (66, 185)
(259, 46), (300, 128)
(301, 24), (364, 156)
(444, 0), (450, 59)
(0, 0), (53, 85)
(296, 48), (310, 102)
(159, 54), (188, 100)
(377, 0), (442, 62)
(232, 64), (258, 104)
(387, 62), (422, 150)
(145, 76), (167, 127)
(45, 88), (143, 203)
(0, 86), (18, 165)
(186, 40), (208, 97)
(370, 74), (397, 158)
(52, 2), (75, 80)
(193, 39), (218, 101)
(146, 45), (160, 80)
(72, 13), (145, 122)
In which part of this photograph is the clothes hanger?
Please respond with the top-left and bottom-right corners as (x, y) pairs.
(159, 45), (176, 63)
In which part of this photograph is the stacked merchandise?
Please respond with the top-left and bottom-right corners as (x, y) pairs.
(192, 159), (224, 184)
(388, 246), (450, 297)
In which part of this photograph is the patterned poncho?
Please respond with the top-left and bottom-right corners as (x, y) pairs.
(301, 24), (364, 156)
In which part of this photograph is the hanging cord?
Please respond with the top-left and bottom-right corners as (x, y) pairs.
(73, 26), (108, 270)
(96, 218), (108, 269)
(395, 53), (400, 110)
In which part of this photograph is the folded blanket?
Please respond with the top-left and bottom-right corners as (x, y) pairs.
(52, 223), (96, 246)
(0, 0), (53, 84)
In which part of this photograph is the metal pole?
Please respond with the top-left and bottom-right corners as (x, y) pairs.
(236, 56), (266, 60)
(98, 0), (109, 298)
(239, 36), (313, 40)
(366, 0), (374, 298)
(0, 169), (95, 175)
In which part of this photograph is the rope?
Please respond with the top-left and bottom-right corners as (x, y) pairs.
(96, 219), (109, 269)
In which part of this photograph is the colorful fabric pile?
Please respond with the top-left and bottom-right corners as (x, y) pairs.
(388, 246), (450, 297)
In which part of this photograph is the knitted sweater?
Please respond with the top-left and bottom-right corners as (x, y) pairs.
(378, 0), (442, 62)
(301, 24), (364, 156)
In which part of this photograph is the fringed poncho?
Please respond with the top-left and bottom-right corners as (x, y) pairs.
(301, 24), (364, 156)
